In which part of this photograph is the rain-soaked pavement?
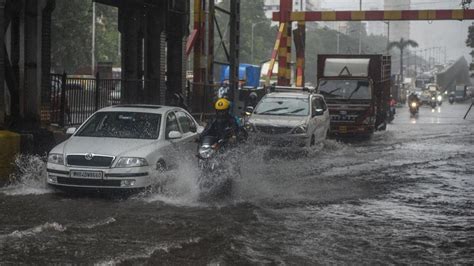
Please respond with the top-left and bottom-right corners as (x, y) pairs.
(1, 102), (473, 264)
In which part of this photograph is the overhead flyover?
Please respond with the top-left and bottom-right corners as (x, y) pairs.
(437, 57), (471, 91)
(267, 0), (474, 87)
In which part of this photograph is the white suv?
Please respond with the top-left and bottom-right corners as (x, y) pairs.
(46, 104), (203, 192)
(247, 91), (330, 147)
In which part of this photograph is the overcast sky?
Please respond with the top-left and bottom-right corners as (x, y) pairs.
(319, 0), (472, 62)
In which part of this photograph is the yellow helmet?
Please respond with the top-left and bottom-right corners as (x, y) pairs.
(215, 98), (230, 111)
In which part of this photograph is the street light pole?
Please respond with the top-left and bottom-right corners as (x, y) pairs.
(251, 21), (266, 64)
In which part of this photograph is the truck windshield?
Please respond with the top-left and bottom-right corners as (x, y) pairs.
(76, 112), (161, 139)
(254, 97), (309, 116)
(319, 79), (371, 100)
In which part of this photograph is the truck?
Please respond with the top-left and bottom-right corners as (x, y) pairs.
(317, 54), (391, 137)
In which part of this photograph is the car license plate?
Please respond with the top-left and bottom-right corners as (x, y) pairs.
(339, 126), (348, 133)
(70, 170), (103, 179)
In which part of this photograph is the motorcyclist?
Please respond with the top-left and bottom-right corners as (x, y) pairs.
(201, 98), (244, 144)
(408, 92), (420, 110)
(408, 92), (420, 104)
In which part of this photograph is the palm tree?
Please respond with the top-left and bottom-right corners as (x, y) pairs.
(388, 38), (419, 100)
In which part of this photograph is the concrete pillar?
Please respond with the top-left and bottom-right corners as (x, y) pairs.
(20, 0), (41, 125)
(40, 0), (54, 124)
(166, 0), (187, 104)
(143, 5), (165, 104)
(0, 0), (5, 124)
(9, 3), (20, 119)
(119, 6), (143, 104)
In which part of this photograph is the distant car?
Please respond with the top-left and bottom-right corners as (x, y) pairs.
(420, 90), (432, 104)
(46, 104), (203, 192)
(108, 83), (121, 105)
(246, 90), (330, 147)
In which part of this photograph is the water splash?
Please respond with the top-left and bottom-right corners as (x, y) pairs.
(0, 154), (52, 195)
(139, 157), (203, 206)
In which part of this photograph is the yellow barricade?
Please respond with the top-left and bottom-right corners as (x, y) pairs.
(0, 131), (21, 181)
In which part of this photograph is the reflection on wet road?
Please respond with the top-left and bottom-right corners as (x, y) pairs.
(1, 102), (473, 264)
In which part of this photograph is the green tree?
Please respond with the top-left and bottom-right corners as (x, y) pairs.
(388, 38), (419, 89)
(51, 1), (119, 74)
(215, 0), (276, 65)
(51, 0), (91, 73)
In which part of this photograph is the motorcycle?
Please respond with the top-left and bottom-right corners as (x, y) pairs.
(449, 94), (455, 104)
(387, 105), (396, 123)
(197, 127), (246, 199)
(409, 101), (419, 116)
(197, 135), (233, 198)
(429, 96), (437, 109)
(436, 94), (443, 106)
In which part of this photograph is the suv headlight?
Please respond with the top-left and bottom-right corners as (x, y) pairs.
(292, 125), (307, 134)
(48, 153), (64, 165)
(115, 157), (148, 168)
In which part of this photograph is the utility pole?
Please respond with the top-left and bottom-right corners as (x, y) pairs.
(358, 0), (362, 54)
(414, 50), (417, 76)
(251, 21), (266, 64)
(444, 46), (448, 65)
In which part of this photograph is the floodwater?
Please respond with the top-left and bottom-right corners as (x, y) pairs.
(1, 102), (473, 264)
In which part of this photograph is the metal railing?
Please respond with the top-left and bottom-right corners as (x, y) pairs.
(49, 73), (142, 127)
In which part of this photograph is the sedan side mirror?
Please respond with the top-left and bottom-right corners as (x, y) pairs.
(168, 131), (183, 139)
(313, 109), (324, 116)
(66, 127), (77, 135)
(197, 126), (204, 134)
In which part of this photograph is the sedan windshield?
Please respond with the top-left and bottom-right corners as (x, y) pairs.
(254, 97), (309, 116)
(319, 79), (371, 100)
(76, 112), (161, 139)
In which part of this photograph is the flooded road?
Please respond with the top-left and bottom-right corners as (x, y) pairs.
(1, 103), (473, 264)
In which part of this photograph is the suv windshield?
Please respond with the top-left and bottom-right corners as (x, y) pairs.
(254, 97), (309, 116)
(76, 112), (161, 139)
(319, 79), (371, 100)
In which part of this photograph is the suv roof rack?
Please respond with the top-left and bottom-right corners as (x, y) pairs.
(267, 85), (315, 93)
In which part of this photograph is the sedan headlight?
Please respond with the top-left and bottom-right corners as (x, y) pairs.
(115, 157), (148, 168)
(437, 95), (442, 101)
(48, 153), (64, 165)
(198, 146), (214, 159)
(292, 125), (307, 134)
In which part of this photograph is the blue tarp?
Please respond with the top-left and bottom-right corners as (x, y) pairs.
(220, 64), (261, 88)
